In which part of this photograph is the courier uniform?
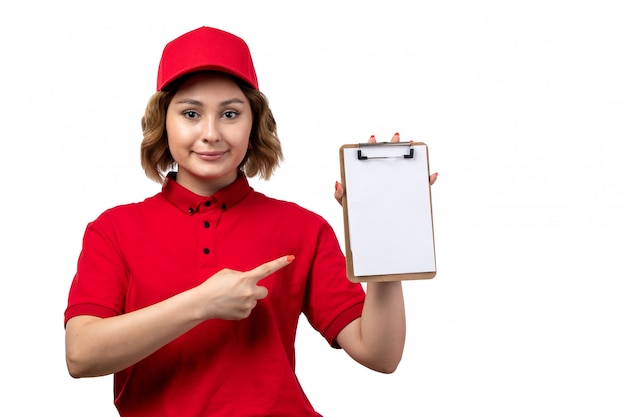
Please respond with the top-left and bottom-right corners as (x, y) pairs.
(65, 172), (365, 417)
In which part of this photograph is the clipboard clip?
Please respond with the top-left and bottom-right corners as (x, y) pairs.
(357, 141), (414, 160)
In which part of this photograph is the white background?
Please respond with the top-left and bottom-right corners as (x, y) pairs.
(1, 1), (625, 416)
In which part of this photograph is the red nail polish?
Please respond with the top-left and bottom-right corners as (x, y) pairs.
(286, 255), (295, 263)
(394, 132), (400, 136)
(334, 181), (339, 191)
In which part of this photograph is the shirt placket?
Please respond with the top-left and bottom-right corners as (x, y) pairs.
(198, 198), (218, 274)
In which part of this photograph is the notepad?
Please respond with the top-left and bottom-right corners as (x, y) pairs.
(339, 142), (436, 282)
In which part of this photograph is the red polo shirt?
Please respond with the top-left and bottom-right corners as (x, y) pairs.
(65, 173), (365, 417)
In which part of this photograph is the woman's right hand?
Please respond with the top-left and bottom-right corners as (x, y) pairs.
(193, 255), (295, 321)
(66, 255), (294, 377)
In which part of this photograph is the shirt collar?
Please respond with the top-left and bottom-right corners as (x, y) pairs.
(161, 172), (252, 215)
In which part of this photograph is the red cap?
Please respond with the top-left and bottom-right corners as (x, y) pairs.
(156, 26), (258, 91)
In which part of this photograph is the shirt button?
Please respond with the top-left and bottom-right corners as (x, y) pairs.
(203, 221), (210, 228)
(188, 208), (194, 214)
(221, 203), (227, 210)
(203, 248), (210, 254)
(204, 201), (211, 207)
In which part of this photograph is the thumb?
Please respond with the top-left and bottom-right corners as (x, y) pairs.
(334, 181), (344, 205)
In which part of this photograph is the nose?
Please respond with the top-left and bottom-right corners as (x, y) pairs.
(201, 116), (220, 143)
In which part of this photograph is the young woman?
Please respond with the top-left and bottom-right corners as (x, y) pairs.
(65, 26), (436, 417)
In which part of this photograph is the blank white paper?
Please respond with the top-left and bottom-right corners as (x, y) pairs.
(343, 144), (436, 277)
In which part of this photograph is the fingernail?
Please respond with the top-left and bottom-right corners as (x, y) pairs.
(335, 181), (339, 191)
(409, 140), (414, 143)
(286, 255), (295, 263)
(394, 132), (400, 137)
(370, 135), (375, 140)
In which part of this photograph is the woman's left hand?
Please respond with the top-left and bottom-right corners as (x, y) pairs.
(334, 133), (438, 204)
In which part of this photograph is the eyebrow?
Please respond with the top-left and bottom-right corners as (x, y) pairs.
(173, 98), (246, 107)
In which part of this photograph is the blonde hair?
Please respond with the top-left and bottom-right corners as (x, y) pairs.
(140, 73), (283, 183)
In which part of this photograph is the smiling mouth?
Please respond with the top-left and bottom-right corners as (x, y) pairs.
(195, 151), (226, 161)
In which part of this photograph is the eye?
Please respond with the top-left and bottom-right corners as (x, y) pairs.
(183, 110), (200, 119)
(223, 110), (238, 119)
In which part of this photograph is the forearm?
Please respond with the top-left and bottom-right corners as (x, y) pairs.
(362, 281), (407, 369)
(65, 257), (291, 378)
(65, 286), (205, 378)
(338, 281), (406, 373)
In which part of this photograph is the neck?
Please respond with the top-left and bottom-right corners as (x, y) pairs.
(175, 170), (239, 196)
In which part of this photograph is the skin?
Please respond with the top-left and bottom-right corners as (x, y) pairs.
(333, 133), (438, 373)
(66, 72), (437, 378)
(165, 72), (254, 196)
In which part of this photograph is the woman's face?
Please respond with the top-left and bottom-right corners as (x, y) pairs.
(165, 72), (253, 196)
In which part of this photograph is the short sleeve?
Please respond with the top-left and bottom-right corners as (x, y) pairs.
(302, 219), (365, 348)
(64, 211), (129, 325)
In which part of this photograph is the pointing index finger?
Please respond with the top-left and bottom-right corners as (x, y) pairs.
(247, 255), (295, 283)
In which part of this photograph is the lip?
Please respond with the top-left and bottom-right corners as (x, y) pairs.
(194, 151), (227, 161)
